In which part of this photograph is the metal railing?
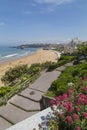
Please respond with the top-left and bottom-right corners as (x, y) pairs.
(0, 73), (40, 106)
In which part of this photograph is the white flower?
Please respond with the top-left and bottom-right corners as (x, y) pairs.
(68, 82), (74, 87)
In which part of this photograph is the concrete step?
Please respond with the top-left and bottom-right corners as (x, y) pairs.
(0, 104), (37, 124)
(29, 71), (61, 93)
(19, 88), (44, 102)
(0, 117), (12, 130)
(0, 70), (61, 130)
(56, 66), (66, 72)
(10, 95), (41, 111)
(65, 62), (73, 67)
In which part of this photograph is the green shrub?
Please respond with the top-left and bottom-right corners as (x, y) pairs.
(41, 61), (53, 69)
(33, 67), (40, 74)
(48, 55), (76, 71)
(0, 87), (12, 97)
(60, 55), (76, 61)
(77, 44), (87, 56)
(28, 62), (52, 73)
(1, 65), (28, 85)
(48, 60), (67, 70)
(47, 61), (87, 97)
(21, 74), (30, 82)
(79, 69), (87, 77)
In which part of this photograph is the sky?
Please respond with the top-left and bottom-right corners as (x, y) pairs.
(0, 0), (87, 45)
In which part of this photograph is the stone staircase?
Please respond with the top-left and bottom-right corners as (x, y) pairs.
(0, 71), (61, 130)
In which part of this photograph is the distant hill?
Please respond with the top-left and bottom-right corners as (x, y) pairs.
(14, 43), (63, 49)
(16, 44), (51, 49)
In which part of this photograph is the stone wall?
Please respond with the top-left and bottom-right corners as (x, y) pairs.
(41, 95), (54, 109)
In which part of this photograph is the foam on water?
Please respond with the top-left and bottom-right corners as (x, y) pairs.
(0, 45), (39, 63)
(2, 53), (18, 58)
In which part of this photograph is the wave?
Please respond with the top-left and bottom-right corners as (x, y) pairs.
(0, 50), (35, 62)
(1, 53), (18, 59)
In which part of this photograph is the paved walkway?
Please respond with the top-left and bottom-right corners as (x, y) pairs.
(0, 70), (61, 130)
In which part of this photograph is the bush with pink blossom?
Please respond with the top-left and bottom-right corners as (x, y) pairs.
(50, 87), (87, 130)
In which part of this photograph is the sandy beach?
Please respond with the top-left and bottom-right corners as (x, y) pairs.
(0, 49), (58, 87)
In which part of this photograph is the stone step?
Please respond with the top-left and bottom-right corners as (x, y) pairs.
(65, 62), (73, 67)
(56, 66), (66, 72)
(10, 95), (41, 111)
(29, 71), (61, 93)
(0, 117), (12, 130)
(0, 104), (37, 124)
(19, 88), (44, 102)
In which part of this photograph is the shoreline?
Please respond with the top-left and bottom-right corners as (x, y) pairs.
(0, 49), (58, 87)
(0, 48), (40, 65)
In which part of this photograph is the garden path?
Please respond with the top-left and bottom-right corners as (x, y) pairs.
(0, 70), (61, 130)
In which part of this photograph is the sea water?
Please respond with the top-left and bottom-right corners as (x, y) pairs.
(0, 45), (39, 63)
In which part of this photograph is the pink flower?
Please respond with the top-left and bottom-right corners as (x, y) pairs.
(79, 93), (86, 99)
(50, 99), (56, 106)
(59, 101), (63, 105)
(66, 116), (73, 124)
(76, 126), (81, 130)
(62, 93), (68, 100)
(55, 96), (61, 104)
(64, 102), (73, 113)
(83, 112), (87, 119)
(78, 93), (87, 104)
(68, 89), (73, 97)
(72, 113), (79, 120)
(82, 87), (87, 91)
(84, 98), (87, 104)
(76, 101), (80, 106)
(76, 107), (80, 112)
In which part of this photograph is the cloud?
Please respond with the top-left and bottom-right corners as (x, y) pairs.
(39, 7), (55, 13)
(0, 22), (5, 26)
(23, 0), (73, 15)
(33, 0), (73, 13)
(34, 0), (73, 5)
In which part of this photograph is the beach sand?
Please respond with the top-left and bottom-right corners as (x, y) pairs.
(0, 49), (58, 87)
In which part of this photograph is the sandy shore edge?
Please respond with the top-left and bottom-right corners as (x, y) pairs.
(0, 49), (58, 86)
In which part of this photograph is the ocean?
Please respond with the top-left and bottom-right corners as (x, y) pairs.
(0, 45), (39, 63)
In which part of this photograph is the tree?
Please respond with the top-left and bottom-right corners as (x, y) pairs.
(77, 44), (87, 56)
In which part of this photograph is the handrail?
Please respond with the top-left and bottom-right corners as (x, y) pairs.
(0, 73), (40, 106)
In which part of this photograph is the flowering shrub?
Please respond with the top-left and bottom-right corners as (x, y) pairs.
(50, 87), (87, 130)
